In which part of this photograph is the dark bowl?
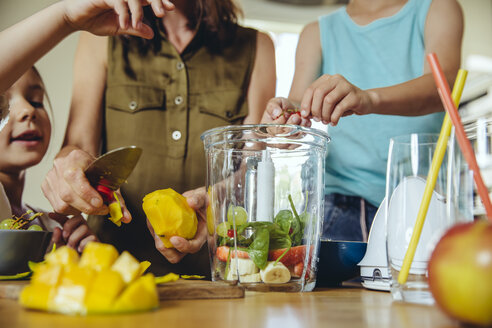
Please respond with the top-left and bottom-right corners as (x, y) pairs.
(0, 230), (52, 275)
(315, 240), (367, 287)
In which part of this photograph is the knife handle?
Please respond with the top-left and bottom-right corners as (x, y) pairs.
(96, 184), (115, 204)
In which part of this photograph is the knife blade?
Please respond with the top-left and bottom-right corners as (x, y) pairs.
(85, 146), (142, 198)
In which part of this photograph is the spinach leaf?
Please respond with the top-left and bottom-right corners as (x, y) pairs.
(247, 228), (270, 270)
(268, 223), (291, 250)
(274, 210), (293, 234)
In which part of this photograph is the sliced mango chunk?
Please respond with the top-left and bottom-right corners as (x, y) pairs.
(45, 246), (79, 266)
(79, 242), (119, 271)
(111, 251), (141, 284)
(31, 263), (63, 286)
(113, 274), (158, 313)
(86, 270), (125, 313)
(50, 266), (95, 315)
(19, 284), (55, 311)
(19, 242), (157, 315)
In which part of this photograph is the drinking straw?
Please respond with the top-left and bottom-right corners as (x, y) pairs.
(397, 65), (467, 285)
(427, 53), (492, 220)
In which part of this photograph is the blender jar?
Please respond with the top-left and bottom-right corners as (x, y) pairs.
(201, 124), (330, 292)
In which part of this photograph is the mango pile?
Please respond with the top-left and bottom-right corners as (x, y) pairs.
(19, 242), (158, 315)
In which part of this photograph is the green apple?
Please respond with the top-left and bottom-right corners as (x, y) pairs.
(428, 220), (492, 326)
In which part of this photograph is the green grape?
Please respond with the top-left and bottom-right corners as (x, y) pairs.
(227, 205), (248, 227)
(27, 224), (43, 231)
(216, 221), (230, 237)
(0, 219), (17, 229)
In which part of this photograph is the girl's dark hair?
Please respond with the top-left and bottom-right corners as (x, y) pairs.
(121, 0), (243, 79)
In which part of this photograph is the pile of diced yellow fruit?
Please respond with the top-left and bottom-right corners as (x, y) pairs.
(19, 242), (159, 315)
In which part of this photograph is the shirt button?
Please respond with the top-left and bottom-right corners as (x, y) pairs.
(226, 111), (233, 118)
(172, 130), (182, 141)
(129, 101), (137, 110)
(176, 62), (185, 70)
(174, 96), (183, 105)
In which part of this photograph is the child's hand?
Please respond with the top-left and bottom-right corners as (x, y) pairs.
(62, 0), (175, 39)
(261, 97), (312, 127)
(299, 74), (376, 126)
(49, 213), (98, 253)
(147, 187), (208, 264)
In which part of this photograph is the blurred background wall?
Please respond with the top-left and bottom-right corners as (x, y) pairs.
(0, 0), (491, 211)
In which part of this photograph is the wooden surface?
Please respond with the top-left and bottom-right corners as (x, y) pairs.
(0, 280), (244, 301)
(0, 283), (458, 328)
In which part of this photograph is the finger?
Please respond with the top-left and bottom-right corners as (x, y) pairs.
(183, 187), (207, 212)
(286, 113), (302, 125)
(170, 218), (207, 254)
(66, 223), (91, 250)
(148, 0), (165, 17)
(50, 227), (64, 249)
(300, 87), (316, 121)
(331, 93), (357, 126)
(48, 212), (70, 226)
(42, 174), (81, 216)
(61, 215), (86, 241)
(60, 165), (104, 210)
(127, 0), (144, 29)
(146, 218), (155, 237)
(112, 0), (130, 29)
(78, 235), (98, 253)
(161, 0), (175, 11)
(301, 117), (312, 127)
(114, 191), (132, 223)
(153, 234), (185, 264)
(321, 84), (348, 124)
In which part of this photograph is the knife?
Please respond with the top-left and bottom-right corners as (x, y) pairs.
(85, 146), (142, 225)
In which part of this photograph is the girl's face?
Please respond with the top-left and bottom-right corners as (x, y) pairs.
(0, 69), (51, 174)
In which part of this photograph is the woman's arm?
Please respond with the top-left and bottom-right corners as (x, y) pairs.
(243, 31), (276, 124)
(42, 33), (122, 219)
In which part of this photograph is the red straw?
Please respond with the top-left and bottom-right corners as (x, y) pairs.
(427, 53), (492, 221)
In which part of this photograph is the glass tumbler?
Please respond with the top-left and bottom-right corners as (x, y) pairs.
(201, 124), (330, 292)
(385, 133), (473, 304)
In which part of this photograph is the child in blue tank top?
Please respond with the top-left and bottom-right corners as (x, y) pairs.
(262, 0), (464, 241)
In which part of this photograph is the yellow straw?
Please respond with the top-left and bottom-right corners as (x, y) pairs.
(397, 69), (468, 285)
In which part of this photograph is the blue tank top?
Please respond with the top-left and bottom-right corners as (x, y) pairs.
(319, 0), (443, 206)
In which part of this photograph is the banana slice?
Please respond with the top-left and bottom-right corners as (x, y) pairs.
(260, 261), (291, 284)
(239, 273), (261, 283)
(226, 258), (259, 281)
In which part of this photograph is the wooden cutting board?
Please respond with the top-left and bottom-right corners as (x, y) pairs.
(0, 279), (244, 301)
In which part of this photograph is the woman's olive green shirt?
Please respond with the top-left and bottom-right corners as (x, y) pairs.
(88, 26), (257, 277)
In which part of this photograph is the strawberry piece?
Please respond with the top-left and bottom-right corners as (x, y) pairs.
(268, 245), (308, 267)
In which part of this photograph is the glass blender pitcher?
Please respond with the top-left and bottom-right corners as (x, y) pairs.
(201, 124), (330, 292)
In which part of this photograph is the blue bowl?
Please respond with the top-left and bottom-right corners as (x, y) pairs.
(0, 230), (52, 275)
(315, 240), (367, 287)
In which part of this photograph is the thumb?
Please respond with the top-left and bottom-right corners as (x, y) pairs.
(116, 24), (154, 39)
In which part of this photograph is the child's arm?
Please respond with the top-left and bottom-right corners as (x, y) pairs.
(298, 0), (463, 126)
(0, 0), (175, 93)
(49, 213), (98, 253)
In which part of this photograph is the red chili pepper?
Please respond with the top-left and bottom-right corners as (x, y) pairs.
(227, 229), (235, 238)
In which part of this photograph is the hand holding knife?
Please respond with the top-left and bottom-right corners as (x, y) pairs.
(84, 146), (142, 226)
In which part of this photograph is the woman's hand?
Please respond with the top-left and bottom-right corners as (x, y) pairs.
(261, 97), (312, 127)
(62, 0), (175, 39)
(42, 147), (132, 223)
(148, 187), (208, 264)
(49, 213), (98, 253)
(299, 74), (377, 126)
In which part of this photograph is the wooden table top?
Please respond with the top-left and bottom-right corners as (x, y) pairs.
(0, 284), (457, 328)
